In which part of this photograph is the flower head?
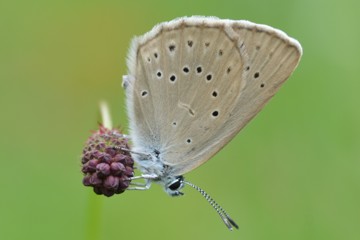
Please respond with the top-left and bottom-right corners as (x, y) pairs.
(81, 125), (134, 197)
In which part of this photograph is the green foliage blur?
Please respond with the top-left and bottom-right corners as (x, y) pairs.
(1, 0), (359, 239)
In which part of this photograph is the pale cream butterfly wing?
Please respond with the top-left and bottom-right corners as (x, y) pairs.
(123, 16), (302, 230)
(124, 16), (301, 176)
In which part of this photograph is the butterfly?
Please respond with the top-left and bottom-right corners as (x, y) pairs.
(122, 16), (302, 230)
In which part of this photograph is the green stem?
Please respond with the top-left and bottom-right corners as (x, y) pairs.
(84, 193), (103, 240)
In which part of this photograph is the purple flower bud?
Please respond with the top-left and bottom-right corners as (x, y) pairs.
(102, 188), (115, 197)
(124, 166), (134, 177)
(81, 165), (88, 173)
(104, 176), (120, 190)
(113, 154), (127, 162)
(96, 142), (106, 150)
(110, 162), (126, 175)
(99, 154), (112, 164)
(92, 150), (102, 159)
(93, 186), (103, 195)
(102, 134), (110, 141)
(82, 152), (92, 163)
(82, 174), (91, 186)
(96, 163), (110, 177)
(118, 176), (130, 190)
(105, 147), (116, 157)
(89, 174), (102, 186)
(87, 159), (99, 172)
(124, 156), (134, 165)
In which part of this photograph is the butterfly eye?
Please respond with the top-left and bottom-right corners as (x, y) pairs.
(168, 176), (184, 191)
(169, 180), (181, 191)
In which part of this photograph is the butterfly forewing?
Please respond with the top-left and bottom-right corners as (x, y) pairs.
(125, 17), (302, 175)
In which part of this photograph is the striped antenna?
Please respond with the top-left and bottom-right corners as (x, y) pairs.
(184, 181), (239, 231)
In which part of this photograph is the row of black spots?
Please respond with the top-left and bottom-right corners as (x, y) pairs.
(184, 65), (202, 74)
(152, 66), (241, 86)
(181, 66), (213, 82)
(146, 52), (159, 63)
(251, 71), (265, 88)
(168, 73), (216, 85)
(142, 83), (221, 96)
(155, 72), (178, 83)
(239, 42), (261, 51)
(147, 42), (223, 64)
(203, 42), (226, 58)
(145, 43), (177, 62)
(239, 41), (264, 52)
(155, 73), (178, 83)
(186, 39), (223, 55)
(187, 40), (210, 48)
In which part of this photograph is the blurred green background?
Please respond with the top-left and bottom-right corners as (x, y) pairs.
(1, 0), (359, 239)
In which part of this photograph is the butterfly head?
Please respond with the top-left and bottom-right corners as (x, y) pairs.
(164, 175), (185, 196)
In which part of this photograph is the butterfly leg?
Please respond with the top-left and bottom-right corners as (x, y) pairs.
(127, 174), (158, 191)
(128, 179), (151, 190)
(129, 174), (158, 180)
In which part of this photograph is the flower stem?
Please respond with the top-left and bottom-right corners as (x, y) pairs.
(99, 101), (113, 129)
(84, 193), (103, 240)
